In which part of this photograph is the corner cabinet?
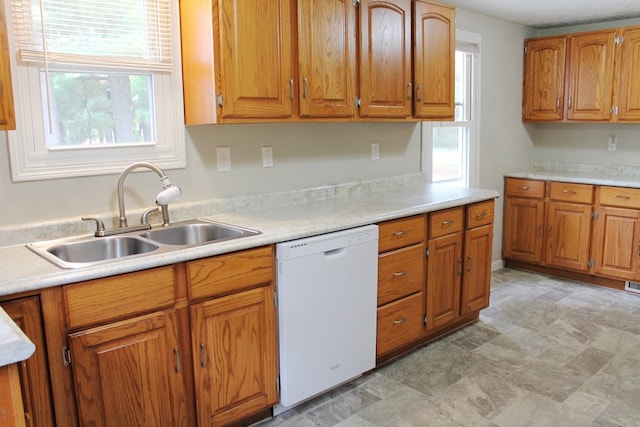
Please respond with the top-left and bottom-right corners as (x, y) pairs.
(523, 24), (640, 123)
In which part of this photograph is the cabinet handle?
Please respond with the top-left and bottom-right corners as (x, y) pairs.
(568, 96), (573, 109)
(407, 83), (412, 100)
(536, 224), (542, 237)
(520, 186), (529, 190)
(393, 230), (407, 237)
(174, 348), (180, 373)
(475, 211), (487, 219)
(442, 220), (454, 226)
(615, 194), (631, 200)
(556, 97), (560, 109)
(200, 343), (206, 368)
(548, 225), (553, 238)
(302, 77), (308, 99)
(562, 189), (577, 195)
(393, 271), (406, 277)
(289, 79), (294, 100)
(457, 258), (462, 276)
(467, 256), (472, 272)
(416, 85), (423, 102)
(393, 318), (407, 325)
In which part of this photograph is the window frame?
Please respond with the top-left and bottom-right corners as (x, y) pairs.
(422, 30), (481, 188)
(5, 0), (186, 182)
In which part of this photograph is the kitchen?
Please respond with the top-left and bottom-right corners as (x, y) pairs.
(1, 0), (640, 426)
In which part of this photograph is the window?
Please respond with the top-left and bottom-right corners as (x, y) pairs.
(423, 31), (480, 188)
(6, 0), (185, 181)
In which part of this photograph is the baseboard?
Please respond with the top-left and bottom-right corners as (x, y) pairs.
(491, 259), (504, 271)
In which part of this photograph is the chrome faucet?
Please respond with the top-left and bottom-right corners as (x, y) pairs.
(117, 162), (182, 229)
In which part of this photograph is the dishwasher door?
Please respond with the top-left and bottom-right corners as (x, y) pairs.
(275, 225), (379, 413)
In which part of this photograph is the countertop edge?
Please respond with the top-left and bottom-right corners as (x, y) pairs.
(505, 171), (640, 189)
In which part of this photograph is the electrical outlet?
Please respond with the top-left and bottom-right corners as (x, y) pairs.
(371, 142), (380, 160)
(608, 137), (617, 152)
(262, 146), (274, 168)
(216, 146), (231, 172)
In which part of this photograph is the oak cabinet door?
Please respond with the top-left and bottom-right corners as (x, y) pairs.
(566, 30), (616, 121)
(545, 202), (592, 271)
(191, 286), (278, 427)
(359, 0), (412, 118)
(69, 310), (187, 427)
(503, 196), (545, 263)
(413, 1), (455, 119)
(0, 2), (15, 130)
(614, 27), (640, 121)
(297, 0), (356, 118)
(592, 206), (640, 281)
(523, 36), (566, 121)
(426, 232), (462, 330)
(216, 0), (295, 120)
(2, 297), (55, 427)
(461, 225), (493, 315)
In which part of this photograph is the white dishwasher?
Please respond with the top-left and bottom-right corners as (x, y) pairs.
(274, 225), (379, 414)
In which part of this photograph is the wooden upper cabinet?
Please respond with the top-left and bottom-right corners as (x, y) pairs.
(614, 27), (640, 121)
(359, 0), (412, 118)
(216, 0), (295, 120)
(297, 0), (356, 118)
(413, 1), (455, 120)
(566, 30), (616, 121)
(522, 36), (566, 121)
(0, 1), (15, 130)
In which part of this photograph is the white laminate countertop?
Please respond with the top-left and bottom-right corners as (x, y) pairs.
(0, 182), (499, 366)
(505, 170), (640, 189)
(0, 307), (35, 366)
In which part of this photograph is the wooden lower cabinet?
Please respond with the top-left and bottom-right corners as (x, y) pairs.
(376, 292), (424, 356)
(426, 218), (462, 331)
(191, 286), (278, 426)
(592, 206), (640, 281)
(69, 310), (187, 427)
(545, 201), (592, 271)
(1, 297), (55, 427)
(461, 224), (493, 315)
(0, 363), (26, 427)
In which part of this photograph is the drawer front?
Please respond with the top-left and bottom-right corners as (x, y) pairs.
(598, 186), (640, 209)
(549, 182), (593, 204)
(505, 178), (545, 198)
(188, 246), (274, 300)
(466, 200), (495, 229)
(378, 244), (425, 306)
(429, 207), (464, 239)
(378, 215), (426, 253)
(65, 266), (176, 329)
(376, 292), (424, 357)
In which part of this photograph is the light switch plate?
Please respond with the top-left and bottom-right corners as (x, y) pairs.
(216, 146), (231, 172)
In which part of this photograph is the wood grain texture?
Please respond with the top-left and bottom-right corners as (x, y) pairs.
(378, 215), (426, 253)
(0, 364), (26, 427)
(378, 243), (425, 306)
(523, 36), (566, 121)
(376, 292), (424, 357)
(426, 231), (462, 330)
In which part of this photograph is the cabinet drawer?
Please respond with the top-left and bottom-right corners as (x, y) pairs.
(598, 186), (640, 209)
(378, 244), (425, 306)
(376, 292), (424, 357)
(188, 246), (274, 300)
(466, 200), (495, 229)
(429, 207), (464, 239)
(505, 178), (545, 198)
(64, 266), (176, 329)
(549, 182), (593, 204)
(378, 215), (426, 253)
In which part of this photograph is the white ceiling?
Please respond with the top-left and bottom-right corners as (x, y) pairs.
(445, 0), (640, 28)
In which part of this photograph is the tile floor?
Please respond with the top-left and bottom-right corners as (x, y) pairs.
(257, 268), (640, 426)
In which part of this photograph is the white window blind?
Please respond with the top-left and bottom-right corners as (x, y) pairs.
(10, 0), (172, 71)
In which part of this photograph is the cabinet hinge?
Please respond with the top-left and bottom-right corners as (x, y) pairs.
(62, 345), (72, 367)
(216, 94), (224, 107)
(355, 97), (361, 108)
(425, 248), (430, 258)
(276, 376), (281, 394)
(423, 315), (428, 326)
(273, 291), (278, 308)
(615, 36), (625, 46)
(524, 45), (527, 54)
(588, 259), (595, 268)
(353, 0), (360, 5)
(591, 210), (599, 220)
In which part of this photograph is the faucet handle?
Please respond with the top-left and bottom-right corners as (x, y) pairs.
(141, 207), (160, 226)
(82, 217), (106, 237)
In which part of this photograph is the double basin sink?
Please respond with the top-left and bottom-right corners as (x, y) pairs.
(27, 219), (261, 269)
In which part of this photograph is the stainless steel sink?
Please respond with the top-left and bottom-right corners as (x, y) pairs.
(140, 220), (259, 245)
(26, 219), (261, 269)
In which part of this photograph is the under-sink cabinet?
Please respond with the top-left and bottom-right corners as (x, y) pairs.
(503, 177), (640, 290)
